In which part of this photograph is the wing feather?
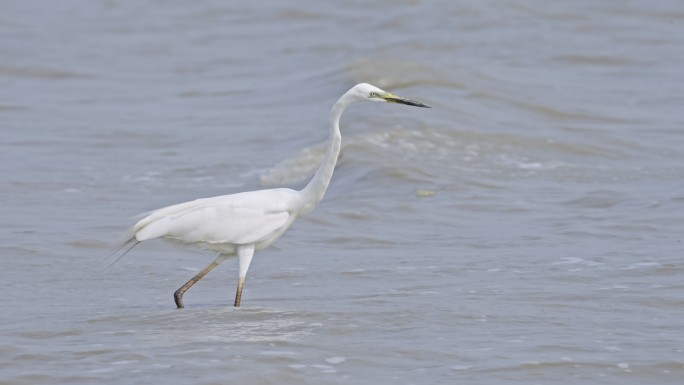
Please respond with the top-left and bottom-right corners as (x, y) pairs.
(136, 205), (289, 245)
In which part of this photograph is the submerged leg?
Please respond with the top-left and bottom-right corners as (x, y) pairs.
(174, 254), (229, 309)
(234, 244), (255, 307)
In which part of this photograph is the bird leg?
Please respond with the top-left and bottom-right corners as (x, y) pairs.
(174, 258), (222, 309)
(234, 277), (245, 307)
(234, 244), (255, 307)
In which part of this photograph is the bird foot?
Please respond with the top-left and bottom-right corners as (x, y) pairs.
(174, 290), (185, 309)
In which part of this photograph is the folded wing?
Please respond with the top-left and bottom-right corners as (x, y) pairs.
(135, 203), (290, 246)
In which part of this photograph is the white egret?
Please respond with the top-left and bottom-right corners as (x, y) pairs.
(113, 83), (430, 308)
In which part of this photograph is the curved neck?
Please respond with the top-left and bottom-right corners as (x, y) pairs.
(300, 94), (352, 212)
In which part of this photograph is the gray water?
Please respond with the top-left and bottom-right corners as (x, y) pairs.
(2, 1), (684, 384)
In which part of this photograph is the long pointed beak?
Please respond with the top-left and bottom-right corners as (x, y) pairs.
(382, 93), (431, 108)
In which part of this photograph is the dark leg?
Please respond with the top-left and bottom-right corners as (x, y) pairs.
(174, 260), (220, 308)
(234, 277), (245, 307)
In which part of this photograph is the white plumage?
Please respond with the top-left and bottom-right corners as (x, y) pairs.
(112, 83), (429, 308)
(135, 189), (295, 251)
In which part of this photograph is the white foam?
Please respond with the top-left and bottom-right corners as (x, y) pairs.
(325, 356), (346, 364)
(623, 262), (660, 270)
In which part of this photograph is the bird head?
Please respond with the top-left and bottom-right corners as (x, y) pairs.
(352, 83), (430, 108)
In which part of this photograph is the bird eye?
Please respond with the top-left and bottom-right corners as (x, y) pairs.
(369, 92), (378, 97)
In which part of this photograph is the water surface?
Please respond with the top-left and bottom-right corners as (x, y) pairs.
(2, 1), (684, 384)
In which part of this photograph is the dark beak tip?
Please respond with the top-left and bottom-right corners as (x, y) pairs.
(386, 96), (431, 108)
(401, 99), (431, 108)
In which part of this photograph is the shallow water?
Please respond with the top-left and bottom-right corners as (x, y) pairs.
(2, 1), (684, 384)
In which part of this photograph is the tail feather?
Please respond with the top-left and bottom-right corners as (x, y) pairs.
(99, 229), (140, 272)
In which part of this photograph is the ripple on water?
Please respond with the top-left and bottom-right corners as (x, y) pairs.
(84, 307), (322, 346)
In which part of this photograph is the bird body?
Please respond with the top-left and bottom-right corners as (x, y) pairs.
(134, 188), (299, 253)
(114, 83), (429, 308)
